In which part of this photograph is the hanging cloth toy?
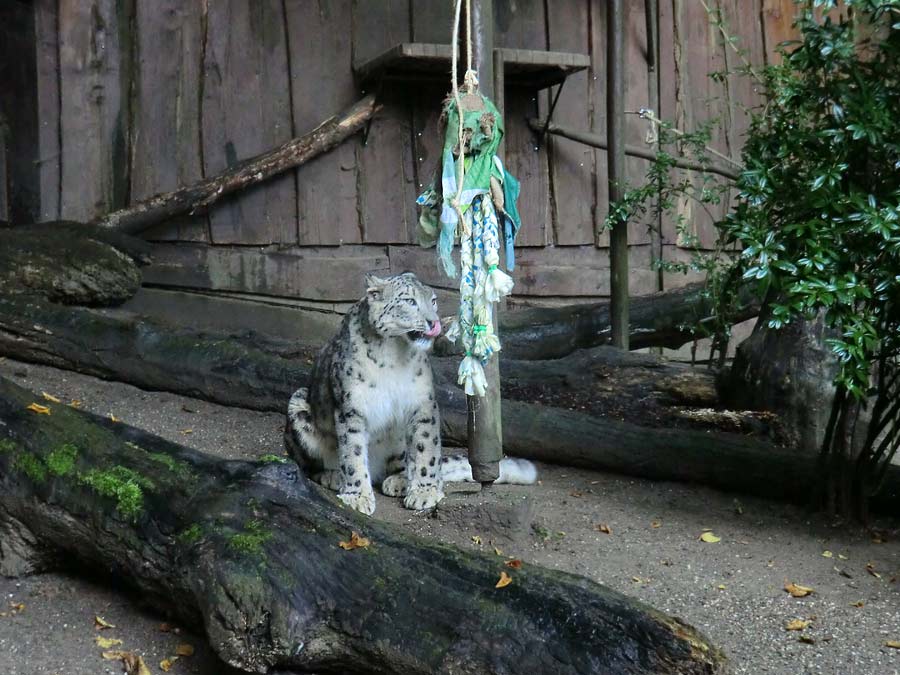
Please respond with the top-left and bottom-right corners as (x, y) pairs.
(415, 34), (523, 397)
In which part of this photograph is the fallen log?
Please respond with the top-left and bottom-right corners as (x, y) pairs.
(0, 375), (725, 674)
(437, 280), (763, 360)
(94, 96), (379, 235)
(2, 296), (896, 511)
(0, 222), (151, 306)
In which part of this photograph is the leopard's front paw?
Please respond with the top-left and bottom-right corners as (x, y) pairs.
(381, 473), (408, 497)
(338, 489), (377, 515)
(404, 485), (444, 511)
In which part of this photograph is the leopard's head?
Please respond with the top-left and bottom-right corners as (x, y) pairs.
(365, 272), (441, 350)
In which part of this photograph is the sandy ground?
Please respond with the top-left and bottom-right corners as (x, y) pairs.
(1, 358), (899, 675)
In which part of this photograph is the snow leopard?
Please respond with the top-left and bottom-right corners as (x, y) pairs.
(284, 271), (537, 515)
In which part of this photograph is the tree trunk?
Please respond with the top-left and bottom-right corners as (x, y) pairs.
(723, 304), (883, 518)
(3, 295), (898, 512)
(0, 374), (725, 675)
(448, 280), (762, 360)
(93, 96), (379, 235)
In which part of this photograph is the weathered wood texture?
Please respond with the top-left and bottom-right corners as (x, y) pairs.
(16, 0), (790, 306)
(0, 374), (726, 675)
(131, 0), (208, 242)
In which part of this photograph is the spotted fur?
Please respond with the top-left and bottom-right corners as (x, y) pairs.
(285, 272), (537, 515)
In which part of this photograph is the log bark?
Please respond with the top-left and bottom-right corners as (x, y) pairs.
(2, 296), (897, 511)
(0, 222), (151, 306)
(93, 96), (379, 235)
(0, 374), (725, 674)
(436, 280), (763, 360)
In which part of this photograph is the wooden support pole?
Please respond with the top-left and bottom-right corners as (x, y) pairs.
(465, 0), (502, 485)
(607, 0), (630, 350)
(645, 0), (663, 295)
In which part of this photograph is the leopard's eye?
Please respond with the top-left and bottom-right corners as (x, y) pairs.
(404, 297), (417, 307)
(431, 296), (437, 307)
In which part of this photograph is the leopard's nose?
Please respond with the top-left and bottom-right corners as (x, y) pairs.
(425, 319), (442, 337)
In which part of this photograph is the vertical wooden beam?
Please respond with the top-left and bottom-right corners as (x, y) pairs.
(607, 0), (630, 349)
(645, 0), (664, 294)
(465, 0), (502, 485)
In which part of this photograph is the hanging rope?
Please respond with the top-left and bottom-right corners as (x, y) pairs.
(415, 0), (522, 396)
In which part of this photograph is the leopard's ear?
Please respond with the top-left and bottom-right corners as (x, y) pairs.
(365, 273), (387, 300)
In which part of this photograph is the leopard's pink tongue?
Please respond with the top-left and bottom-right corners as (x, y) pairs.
(425, 320), (442, 338)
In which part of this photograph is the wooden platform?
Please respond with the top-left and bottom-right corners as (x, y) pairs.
(354, 43), (590, 89)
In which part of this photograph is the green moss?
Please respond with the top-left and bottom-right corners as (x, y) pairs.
(0, 438), (17, 454)
(46, 443), (78, 477)
(14, 452), (47, 483)
(228, 519), (273, 556)
(177, 523), (203, 544)
(78, 466), (156, 520)
(146, 452), (195, 481)
(258, 454), (288, 464)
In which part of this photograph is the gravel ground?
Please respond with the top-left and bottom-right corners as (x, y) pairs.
(1, 358), (899, 675)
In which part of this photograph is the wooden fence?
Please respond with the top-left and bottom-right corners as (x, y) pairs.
(1, 0), (798, 311)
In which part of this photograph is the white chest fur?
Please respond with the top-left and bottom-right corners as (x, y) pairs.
(360, 366), (421, 432)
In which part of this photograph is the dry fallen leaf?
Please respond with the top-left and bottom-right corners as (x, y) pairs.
(851, 600), (865, 608)
(95, 635), (123, 648)
(159, 622), (173, 632)
(651, 520), (662, 529)
(69, 399), (82, 408)
(180, 429), (194, 435)
(632, 576), (643, 583)
(569, 490), (583, 498)
(596, 523), (612, 535)
(41, 391), (61, 403)
(94, 615), (116, 630)
(885, 640), (900, 649)
(175, 643), (195, 657)
(785, 619), (810, 631)
(9, 602), (25, 613)
(108, 413), (120, 423)
(784, 580), (814, 598)
(338, 531), (370, 551)
(160, 657), (178, 672)
(822, 550), (833, 558)
(471, 535), (482, 546)
(493, 546), (503, 556)
(495, 571), (513, 588)
(26, 403), (51, 415)
(717, 584), (727, 591)
(866, 562), (882, 579)
(505, 559), (523, 569)
(798, 635), (816, 645)
(102, 651), (152, 675)
(838, 553), (848, 560)
(699, 531), (721, 543)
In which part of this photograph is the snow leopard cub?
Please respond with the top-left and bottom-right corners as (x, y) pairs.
(284, 272), (536, 515)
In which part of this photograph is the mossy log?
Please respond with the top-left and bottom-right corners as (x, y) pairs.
(0, 222), (151, 306)
(0, 375), (726, 674)
(438, 280), (763, 360)
(3, 296), (898, 511)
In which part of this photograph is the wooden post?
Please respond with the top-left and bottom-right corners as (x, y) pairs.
(645, 0), (664, 295)
(465, 0), (502, 485)
(607, 0), (630, 349)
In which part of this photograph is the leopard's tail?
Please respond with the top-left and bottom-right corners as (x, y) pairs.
(284, 388), (324, 466)
(440, 454), (538, 485)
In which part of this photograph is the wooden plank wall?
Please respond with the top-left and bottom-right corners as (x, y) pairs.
(23, 0), (793, 307)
